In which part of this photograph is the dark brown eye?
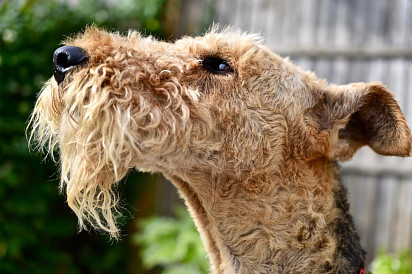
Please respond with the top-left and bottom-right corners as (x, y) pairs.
(202, 57), (233, 74)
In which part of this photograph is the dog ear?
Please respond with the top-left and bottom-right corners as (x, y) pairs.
(307, 82), (411, 161)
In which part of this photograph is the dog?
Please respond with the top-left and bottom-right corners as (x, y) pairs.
(29, 26), (411, 273)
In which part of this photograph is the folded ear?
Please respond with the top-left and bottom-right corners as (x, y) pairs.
(307, 82), (411, 161)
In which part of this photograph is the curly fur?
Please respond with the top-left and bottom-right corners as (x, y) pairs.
(29, 26), (411, 273)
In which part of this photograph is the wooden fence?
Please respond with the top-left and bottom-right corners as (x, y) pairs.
(173, 0), (412, 263)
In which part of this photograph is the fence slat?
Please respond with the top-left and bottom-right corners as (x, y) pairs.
(394, 179), (412, 251)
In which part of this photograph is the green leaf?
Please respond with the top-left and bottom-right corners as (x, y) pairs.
(135, 207), (209, 273)
(372, 250), (412, 274)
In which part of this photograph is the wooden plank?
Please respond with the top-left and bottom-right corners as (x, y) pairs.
(343, 172), (379, 262)
(394, 178), (412, 251)
(250, 0), (263, 33)
(405, 60), (412, 125)
(271, 48), (412, 58)
(363, 175), (380, 262)
(343, 162), (412, 178)
(387, 178), (401, 253)
(365, 0), (386, 45)
(223, 0), (240, 27)
(314, 58), (333, 81)
(213, 0), (230, 26)
(316, 0), (333, 47)
(281, 0), (303, 47)
(332, 57), (348, 85)
(190, 0), (207, 34)
(240, 0), (254, 30)
(348, 59), (365, 84)
(365, 58), (385, 83)
(405, 0), (412, 46)
(390, 0), (409, 46)
(372, 176), (398, 254)
(292, 57), (314, 72)
(232, 0), (252, 30)
(334, 0), (350, 47)
(409, 179), (412, 249)
(387, 58), (405, 103)
(265, 0), (286, 47)
(233, 0), (243, 28)
(351, 0), (368, 47)
(175, 0), (210, 36)
(299, 0), (317, 47)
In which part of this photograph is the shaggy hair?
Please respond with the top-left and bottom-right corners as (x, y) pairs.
(29, 26), (411, 273)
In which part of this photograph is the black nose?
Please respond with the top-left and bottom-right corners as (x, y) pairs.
(53, 46), (88, 84)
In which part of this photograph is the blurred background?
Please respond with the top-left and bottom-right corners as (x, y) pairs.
(1, 0), (411, 273)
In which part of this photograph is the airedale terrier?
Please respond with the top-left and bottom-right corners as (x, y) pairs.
(29, 27), (411, 273)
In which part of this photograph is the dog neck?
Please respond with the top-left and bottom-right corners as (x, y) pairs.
(165, 158), (365, 273)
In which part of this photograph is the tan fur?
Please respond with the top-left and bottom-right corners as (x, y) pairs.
(29, 26), (411, 273)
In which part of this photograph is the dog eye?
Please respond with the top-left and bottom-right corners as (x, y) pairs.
(201, 57), (233, 74)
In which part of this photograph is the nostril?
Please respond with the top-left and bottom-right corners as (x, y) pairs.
(55, 52), (71, 69)
(53, 45), (88, 84)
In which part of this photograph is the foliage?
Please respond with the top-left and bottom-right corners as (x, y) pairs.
(0, 0), (166, 273)
(134, 207), (209, 274)
(371, 250), (412, 274)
